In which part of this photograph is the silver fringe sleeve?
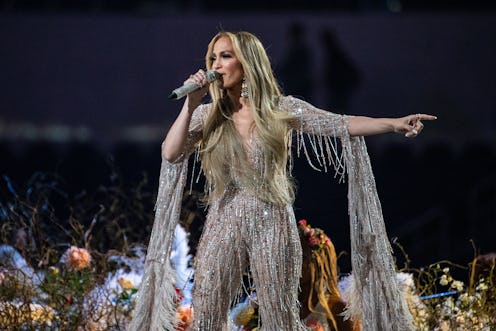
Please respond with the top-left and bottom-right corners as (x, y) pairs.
(127, 105), (207, 331)
(342, 135), (414, 330)
(280, 95), (414, 330)
(127, 158), (188, 331)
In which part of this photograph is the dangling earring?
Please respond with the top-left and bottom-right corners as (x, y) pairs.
(241, 76), (249, 98)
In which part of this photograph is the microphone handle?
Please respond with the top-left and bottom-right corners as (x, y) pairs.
(168, 70), (219, 100)
(168, 82), (201, 100)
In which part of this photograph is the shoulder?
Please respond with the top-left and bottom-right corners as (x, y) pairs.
(278, 95), (293, 108)
(277, 95), (295, 110)
(278, 95), (310, 114)
(192, 102), (213, 121)
(195, 102), (213, 113)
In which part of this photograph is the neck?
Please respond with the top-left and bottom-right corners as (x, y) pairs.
(227, 92), (249, 111)
(226, 85), (242, 107)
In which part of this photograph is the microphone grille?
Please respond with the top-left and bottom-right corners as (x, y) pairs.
(206, 70), (220, 83)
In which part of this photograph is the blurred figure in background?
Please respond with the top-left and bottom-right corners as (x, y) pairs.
(298, 219), (359, 331)
(320, 28), (361, 112)
(278, 22), (314, 102)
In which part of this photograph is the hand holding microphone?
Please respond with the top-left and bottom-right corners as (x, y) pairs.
(169, 70), (220, 100)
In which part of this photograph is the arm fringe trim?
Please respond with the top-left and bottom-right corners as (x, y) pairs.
(127, 158), (189, 331)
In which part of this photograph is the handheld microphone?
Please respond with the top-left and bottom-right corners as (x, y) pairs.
(168, 70), (220, 100)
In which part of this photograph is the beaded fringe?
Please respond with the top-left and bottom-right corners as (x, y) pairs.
(293, 124), (413, 330)
(127, 159), (188, 331)
(341, 135), (414, 330)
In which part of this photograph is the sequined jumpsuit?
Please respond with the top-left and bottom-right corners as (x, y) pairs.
(184, 96), (349, 331)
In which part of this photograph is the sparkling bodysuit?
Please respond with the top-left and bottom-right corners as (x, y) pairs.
(128, 96), (414, 331)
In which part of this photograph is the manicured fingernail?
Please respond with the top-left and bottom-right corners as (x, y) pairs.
(413, 129), (418, 134)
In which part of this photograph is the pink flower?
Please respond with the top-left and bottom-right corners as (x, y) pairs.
(63, 246), (91, 270)
(299, 219), (307, 227)
(175, 288), (184, 304)
(309, 236), (320, 246)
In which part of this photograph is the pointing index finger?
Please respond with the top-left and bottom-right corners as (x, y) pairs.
(418, 114), (437, 121)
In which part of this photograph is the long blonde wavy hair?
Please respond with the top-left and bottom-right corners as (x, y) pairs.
(200, 31), (295, 205)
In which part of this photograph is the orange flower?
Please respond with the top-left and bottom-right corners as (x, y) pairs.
(118, 277), (134, 290)
(176, 306), (193, 331)
(305, 318), (324, 331)
(64, 246), (91, 270)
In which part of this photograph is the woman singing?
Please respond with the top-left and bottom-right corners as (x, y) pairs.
(129, 31), (436, 331)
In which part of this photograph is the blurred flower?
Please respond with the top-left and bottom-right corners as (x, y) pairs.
(62, 246), (92, 271)
(298, 219), (332, 251)
(85, 321), (100, 331)
(117, 277), (134, 290)
(176, 305), (193, 331)
(451, 280), (463, 292)
(0, 302), (55, 325)
(305, 318), (324, 331)
(439, 274), (449, 286)
(48, 266), (59, 276)
(459, 293), (470, 305)
(29, 303), (55, 324)
(476, 280), (488, 291)
(308, 236), (320, 246)
(232, 301), (256, 326)
(436, 320), (450, 331)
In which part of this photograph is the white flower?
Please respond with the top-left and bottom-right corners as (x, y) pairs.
(451, 280), (464, 292)
(440, 274), (450, 286)
(442, 297), (455, 310)
(459, 293), (470, 305)
(443, 267), (450, 273)
(475, 281), (488, 291)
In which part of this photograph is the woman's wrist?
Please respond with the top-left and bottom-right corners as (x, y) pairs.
(183, 97), (200, 115)
(386, 118), (397, 133)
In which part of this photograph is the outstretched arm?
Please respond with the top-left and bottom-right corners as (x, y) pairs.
(281, 96), (436, 139)
(348, 114), (437, 138)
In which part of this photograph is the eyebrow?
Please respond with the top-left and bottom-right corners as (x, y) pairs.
(210, 50), (234, 60)
(213, 49), (233, 55)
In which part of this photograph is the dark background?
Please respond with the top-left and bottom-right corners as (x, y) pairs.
(1, 0), (495, 272)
